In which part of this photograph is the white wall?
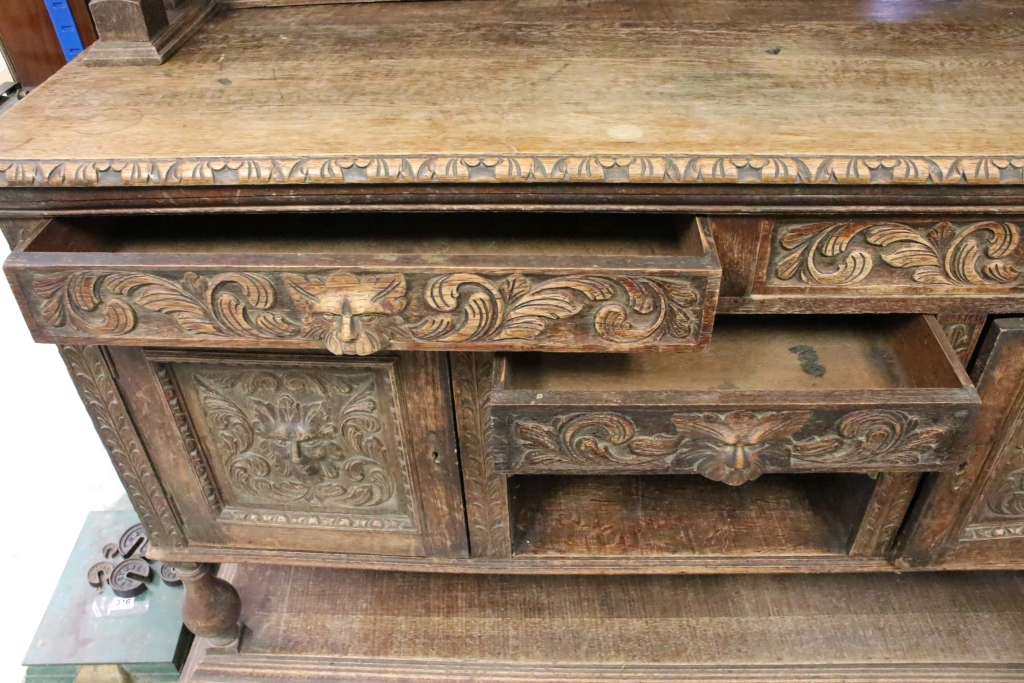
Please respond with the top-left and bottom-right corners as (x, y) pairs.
(0, 239), (126, 682)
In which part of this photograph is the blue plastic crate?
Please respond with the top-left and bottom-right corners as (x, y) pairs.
(42, 0), (85, 62)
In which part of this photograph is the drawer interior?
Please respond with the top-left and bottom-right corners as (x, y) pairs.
(502, 314), (964, 392)
(509, 473), (876, 557)
(24, 213), (704, 257)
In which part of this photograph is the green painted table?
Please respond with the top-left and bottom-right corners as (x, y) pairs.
(23, 510), (191, 683)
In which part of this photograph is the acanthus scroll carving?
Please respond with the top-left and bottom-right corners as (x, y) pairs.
(979, 439), (1024, 521)
(772, 220), (1022, 287)
(31, 269), (703, 354)
(34, 271), (300, 339)
(513, 409), (950, 485)
(193, 369), (399, 509)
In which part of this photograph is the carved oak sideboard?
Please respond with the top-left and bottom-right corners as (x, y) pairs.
(2, 0), (1024, 676)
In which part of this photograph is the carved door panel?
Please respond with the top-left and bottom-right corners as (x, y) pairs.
(897, 318), (1024, 567)
(107, 348), (468, 558)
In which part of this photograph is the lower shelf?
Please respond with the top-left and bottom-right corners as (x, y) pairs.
(182, 565), (1024, 683)
(509, 473), (875, 557)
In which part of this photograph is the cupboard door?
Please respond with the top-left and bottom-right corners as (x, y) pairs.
(108, 348), (467, 558)
(897, 318), (1024, 568)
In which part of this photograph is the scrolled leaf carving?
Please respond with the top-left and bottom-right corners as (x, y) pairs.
(789, 410), (948, 468)
(28, 269), (704, 353)
(34, 271), (301, 339)
(513, 408), (951, 485)
(194, 371), (397, 508)
(773, 220), (1023, 287)
(414, 273), (700, 345)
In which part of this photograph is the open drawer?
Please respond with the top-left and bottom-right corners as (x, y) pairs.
(4, 213), (720, 354)
(491, 315), (980, 485)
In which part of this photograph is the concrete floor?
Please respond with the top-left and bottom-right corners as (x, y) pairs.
(0, 240), (126, 683)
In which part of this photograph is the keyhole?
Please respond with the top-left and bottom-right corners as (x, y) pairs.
(432, 452), (440, 464)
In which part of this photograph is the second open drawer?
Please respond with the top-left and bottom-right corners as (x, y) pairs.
(490, 315), (980, 485)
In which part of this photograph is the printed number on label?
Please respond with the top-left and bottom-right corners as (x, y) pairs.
(110, 597), (135, 611)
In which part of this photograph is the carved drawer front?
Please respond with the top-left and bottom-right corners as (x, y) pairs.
(4, 212), (720, 354)
(490, 315), (979, 485)
(715, 216), (1024, 313)
(108, 348), (467, 557)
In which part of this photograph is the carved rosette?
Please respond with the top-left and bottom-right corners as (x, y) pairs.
(28, 270), (704, 354)
(771, 220), (1023, 288)
(512, 409), (951, 485)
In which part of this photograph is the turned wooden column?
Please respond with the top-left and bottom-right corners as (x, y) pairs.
(174, 563), (242, 648)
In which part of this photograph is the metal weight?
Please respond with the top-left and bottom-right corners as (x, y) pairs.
(110, 558), (153, 598)
(159, 563), (182, 586)
(118, 523), (150, 559)
(87, 561), (115, 591)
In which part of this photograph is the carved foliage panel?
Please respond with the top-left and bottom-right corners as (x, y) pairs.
(165, 356), (419, 532)
(961, 386), (1024, 542)
(501, 408), (964, 486)
(17, 269), (712, 354)
(762, 219), (1024, 292)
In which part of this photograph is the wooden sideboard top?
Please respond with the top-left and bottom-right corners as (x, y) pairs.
(0, 0), (1021, 188)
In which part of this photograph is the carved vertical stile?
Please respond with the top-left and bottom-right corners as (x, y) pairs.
(59, 345), (185, 547)
(897, 318), (1024, 565)
(153, 363), (223, 515)
(848, 472), (921, 557)
(937, 313), (988, 368)
(450, 353), (511, 558)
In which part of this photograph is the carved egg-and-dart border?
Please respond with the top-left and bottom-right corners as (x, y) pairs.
(25, 269), (709, 354)
(1, 154), (1023, 187)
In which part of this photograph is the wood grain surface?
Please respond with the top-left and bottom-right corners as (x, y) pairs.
(180, 565), (1024, 682)
(0, 0), (1022, 186)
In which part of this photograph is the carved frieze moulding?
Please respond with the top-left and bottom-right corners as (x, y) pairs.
(511, 409), (953, 485)
(768, 220), (1024, 289)
(171, 362), (418, 531)
(27, 270), (706, 354)
(0, 154), (1022, 186)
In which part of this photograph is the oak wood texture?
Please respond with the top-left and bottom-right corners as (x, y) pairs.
(450, 352), (512, 559)
(848, 472), (921, 558)
(174, 562), (242, 648)
(492, 315), (979, 484)
(938, 313), (989, 367)
(3, 214), (720, 354)
(82, 0), (217, 66)
(716, 216), (1024, 314)
(509, 473), (875, 557)
(109, 347), (469, 558)
(897, 317), (1024, 568)
(180, 564), (1024, 683)
(0, 0), (1023, 187)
